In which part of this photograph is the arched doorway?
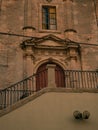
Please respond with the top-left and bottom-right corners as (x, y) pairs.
(36, 62), (65, 90)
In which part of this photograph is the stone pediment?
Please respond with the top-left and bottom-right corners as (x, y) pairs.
(33, 34), (65, 45)
(39, 40), (63, 47)
(21, 34), (80, 50)
(22, 34), (65, 46)
(36, 35), (67, 47)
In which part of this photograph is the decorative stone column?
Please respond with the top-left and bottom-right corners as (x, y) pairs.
(47, 64), (56, 88)
(23, 0), (36, 37)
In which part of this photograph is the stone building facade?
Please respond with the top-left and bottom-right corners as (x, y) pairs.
(0, 0), (98, 89)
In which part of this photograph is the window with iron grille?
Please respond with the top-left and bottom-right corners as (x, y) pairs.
(42, 6), (57, 30)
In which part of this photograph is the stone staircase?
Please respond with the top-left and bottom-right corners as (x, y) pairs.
(0, 69), (98, 116)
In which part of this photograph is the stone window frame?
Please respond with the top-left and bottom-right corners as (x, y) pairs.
(42, 6), (57, 30)
(38, 3), (61, 33)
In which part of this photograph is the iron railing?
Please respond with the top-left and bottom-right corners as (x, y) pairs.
(0, 69), (48, 109)
(0, 70), (98, 109)
(64, 70), (98, 89)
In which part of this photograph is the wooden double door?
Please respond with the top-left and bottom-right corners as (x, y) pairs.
(36, 63), (65, 90)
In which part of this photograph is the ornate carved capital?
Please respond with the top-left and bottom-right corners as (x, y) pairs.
(66, 42), (80, 61)
(23, 51), (34, 58)
(23, 46), (35, 59)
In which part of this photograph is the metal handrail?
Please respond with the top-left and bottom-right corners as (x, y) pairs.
(0, 70), (98, 110)
(64, 70), (98, 89)
(0, 69), (47, 109)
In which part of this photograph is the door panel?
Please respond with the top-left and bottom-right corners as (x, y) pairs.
(36, 63), (47, 91)
(55, 65), (65, 87)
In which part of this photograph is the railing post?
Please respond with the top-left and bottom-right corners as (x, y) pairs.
(47, 64), (56, 88)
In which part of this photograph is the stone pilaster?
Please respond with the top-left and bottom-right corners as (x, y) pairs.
(63, 0), (79, 41)
(24, 0), (32, 26)
(66, 43), (80, 70)
(23, 0), (36, 37)
(94, 0), (98, 26)
(23, 46), (34, 77)
(63, 0), (74, 30)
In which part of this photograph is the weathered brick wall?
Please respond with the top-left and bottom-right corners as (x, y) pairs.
(0, 0), (98, 88)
